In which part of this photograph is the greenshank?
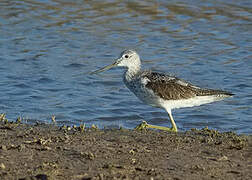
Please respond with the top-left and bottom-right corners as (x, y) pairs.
(90, 50), (233, 132)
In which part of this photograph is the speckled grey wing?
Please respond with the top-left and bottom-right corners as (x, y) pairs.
(143, 72), (233, 100)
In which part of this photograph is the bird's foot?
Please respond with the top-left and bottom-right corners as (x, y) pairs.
(135, 121), (177, 132)
(170, 126), (178, 132)
(135, 121), (149, 131)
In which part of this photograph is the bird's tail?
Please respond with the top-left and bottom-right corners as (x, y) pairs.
(197, 89), (234, 98)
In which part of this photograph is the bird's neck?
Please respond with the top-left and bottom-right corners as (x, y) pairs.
(124, 64), (141, 81)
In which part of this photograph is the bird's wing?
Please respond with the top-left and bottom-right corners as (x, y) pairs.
(142, 72), (232, 100)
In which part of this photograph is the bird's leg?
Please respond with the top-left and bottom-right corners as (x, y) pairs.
(167, 109), (178, 132)
(135, 109), (178, 132)
(135, 121), (175, 131)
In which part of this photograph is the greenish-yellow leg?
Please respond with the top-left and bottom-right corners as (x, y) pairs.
(135, 109), (178, 132)
(167, 109), (178, 132)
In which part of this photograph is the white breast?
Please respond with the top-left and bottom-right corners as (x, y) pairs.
(124, 76), (163, 108)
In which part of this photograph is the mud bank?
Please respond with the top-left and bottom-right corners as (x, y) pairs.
(0, 121), (251, 180)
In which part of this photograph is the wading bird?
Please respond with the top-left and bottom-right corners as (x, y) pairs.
(90, 50), (233, 132)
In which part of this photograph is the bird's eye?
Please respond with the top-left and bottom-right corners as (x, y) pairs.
(124, 55), (129, 58)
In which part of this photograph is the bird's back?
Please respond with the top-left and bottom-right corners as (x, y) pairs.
(140, 71), (233, 100)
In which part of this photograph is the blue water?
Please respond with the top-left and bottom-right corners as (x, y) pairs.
(0, 0), (251, 134)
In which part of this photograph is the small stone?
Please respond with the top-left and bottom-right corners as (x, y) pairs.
(131, 158), (136, 164)
(218, 155), (228, 161)
(1, 145), (7, 151)
(0, 163), (5, 169)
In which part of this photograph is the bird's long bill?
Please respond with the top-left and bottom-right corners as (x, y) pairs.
(89, 61), (118, 75)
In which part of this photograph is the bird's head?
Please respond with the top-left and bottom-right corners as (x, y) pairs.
(90, 49), (141, 74)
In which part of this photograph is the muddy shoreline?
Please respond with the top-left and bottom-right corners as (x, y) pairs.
(0, 121), (251, 180)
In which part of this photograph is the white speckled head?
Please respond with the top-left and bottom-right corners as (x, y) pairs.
(116, 50), (141, 68)
(90, 49), (141, 75)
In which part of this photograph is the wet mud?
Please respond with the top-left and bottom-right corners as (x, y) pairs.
(0, 120), (251, 180)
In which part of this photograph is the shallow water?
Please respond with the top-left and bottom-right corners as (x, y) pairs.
(0, 0), (251, 134)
